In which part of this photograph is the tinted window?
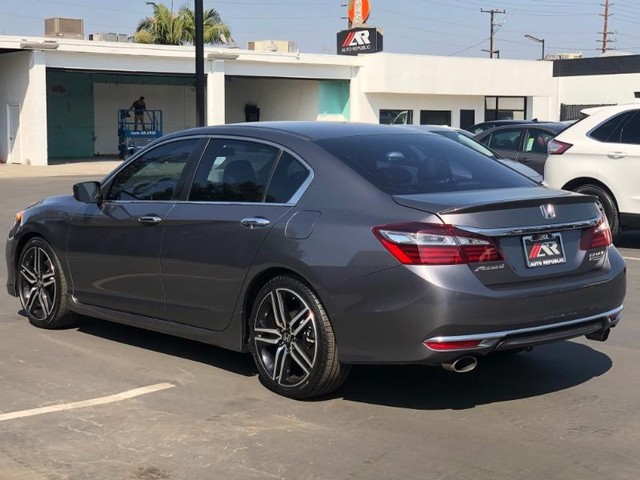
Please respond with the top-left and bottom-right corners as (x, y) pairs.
(189, 139), (279, 202)
(589, 112), (633, 142)
(265, 153), (310, 203)
(619, 111), (640, 145)
(316, 134), (533, 195)
(380, 109), (413, 125)
(107, 139), (196, 201)
(486, 129), (523, 151)
(432, 130), (497, 158)
(524, 129), (554, 154)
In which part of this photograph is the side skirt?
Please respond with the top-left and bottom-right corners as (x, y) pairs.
(69, 297), (246, 353)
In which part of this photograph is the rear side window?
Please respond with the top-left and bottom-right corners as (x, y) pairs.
(189, 139), (279, 202)
(486, 129), (523, 151)
(618, 111), (640, 145)
(265, 153), (310, 203)
(589, 112), (633, 142)
(316, 134), (533, 195)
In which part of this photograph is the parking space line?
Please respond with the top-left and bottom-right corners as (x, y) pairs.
(623, 257), (640, 261)
(0, 383), (175, 422)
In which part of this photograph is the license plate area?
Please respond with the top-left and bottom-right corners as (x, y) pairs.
(522, 232), (566, 268)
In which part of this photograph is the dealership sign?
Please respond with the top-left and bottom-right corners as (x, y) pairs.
(337, 27), (383, 55)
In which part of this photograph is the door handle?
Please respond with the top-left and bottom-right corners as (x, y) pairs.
(608, 152), (627, 159)
(241, 217), (270, 229)
(520, 157), (532, 163)
(138, 216), (162, 225)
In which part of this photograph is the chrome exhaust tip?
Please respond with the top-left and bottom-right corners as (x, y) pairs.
(585, 328), (610, 342)
(442, 356), (478, 373)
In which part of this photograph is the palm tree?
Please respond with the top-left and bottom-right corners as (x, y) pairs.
(180, 6), (231, 45)
(134, 2), (231, 46)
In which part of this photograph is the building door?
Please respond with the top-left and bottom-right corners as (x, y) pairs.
(7, 104), (21, 164)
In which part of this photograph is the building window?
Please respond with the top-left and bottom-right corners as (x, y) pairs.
(420, 110), (452, 126)
(485, 96), (526, 121)
(460, 110), (475, 130)
(379, 109), (413, 125)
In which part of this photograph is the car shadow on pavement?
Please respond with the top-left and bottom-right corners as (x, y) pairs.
(75, 315), (258, 377)
(334, 341), (612, 410)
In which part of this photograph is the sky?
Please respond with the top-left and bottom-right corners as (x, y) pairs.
(2, 0), (640, 59)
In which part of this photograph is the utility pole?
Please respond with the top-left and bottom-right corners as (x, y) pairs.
(599, 0), (615, 54)
(195, 0), (205, 127)
(481, 8), (506, 59)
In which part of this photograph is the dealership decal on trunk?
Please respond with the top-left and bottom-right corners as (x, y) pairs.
(523, 233), (566, 268)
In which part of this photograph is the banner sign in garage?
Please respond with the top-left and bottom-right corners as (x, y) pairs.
(337, 27), (383, 55)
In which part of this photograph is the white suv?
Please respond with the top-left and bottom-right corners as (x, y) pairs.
(545, 103), (640, 236)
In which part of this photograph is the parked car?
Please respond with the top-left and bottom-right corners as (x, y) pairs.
(6, 122), (625, 399)
(405, 124), (543, 183)
(545, 104), (640, 237)
(467, 119), (539, 135)
(474, 122), (568, 175)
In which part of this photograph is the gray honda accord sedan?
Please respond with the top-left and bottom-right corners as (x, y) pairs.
(6, 122), (625, 399)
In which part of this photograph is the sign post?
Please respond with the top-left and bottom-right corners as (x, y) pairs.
(338, 0), (383, 56)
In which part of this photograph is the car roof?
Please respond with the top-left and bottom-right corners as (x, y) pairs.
(476, 122), (567, 136)
(581, 103), (640, 117)
(163, 121), (420, 142)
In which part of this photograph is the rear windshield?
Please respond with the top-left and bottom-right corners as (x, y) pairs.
(315, 133), (534, 195)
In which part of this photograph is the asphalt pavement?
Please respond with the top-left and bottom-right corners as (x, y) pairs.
(1, 173), (639, 480)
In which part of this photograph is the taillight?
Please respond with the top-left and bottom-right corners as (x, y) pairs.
(547, 139), (573, 155)
(372, 222), (503, 266)
(580, 216), (612, 250)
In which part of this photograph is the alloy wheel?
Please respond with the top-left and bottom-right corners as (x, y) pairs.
(253, 288), (318, 388)
(19, 246), (57, 321)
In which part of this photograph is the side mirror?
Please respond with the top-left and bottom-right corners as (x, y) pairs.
(73, 181), (101, 203)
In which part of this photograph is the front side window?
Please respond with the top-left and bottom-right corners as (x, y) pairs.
(107, 139), (197, 201)
(316, 134), (533, 195)
(486, 129), (523, 151)
(189, 139), (280, 202)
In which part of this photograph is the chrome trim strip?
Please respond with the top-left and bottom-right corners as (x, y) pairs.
(425, 306), (623, 347)
(457, 216), (600, 237)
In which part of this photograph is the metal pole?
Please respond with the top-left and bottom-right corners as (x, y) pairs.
(195, 0), (205, 127)
(541, 39), (545, 60)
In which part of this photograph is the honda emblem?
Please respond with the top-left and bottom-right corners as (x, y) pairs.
(540, 204), (556, 220)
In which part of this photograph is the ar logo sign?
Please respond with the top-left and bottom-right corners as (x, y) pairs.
(342, 30), (371, 48)
(529, 242), (561, 259)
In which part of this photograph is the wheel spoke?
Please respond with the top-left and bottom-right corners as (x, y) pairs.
(20, 267), (38, 286)
(25, 287), (39, 311)
(270, 291), (288, 330)
(290, 341), (314, 375)
(272, 345), (289, 384)
(291, 310), (312, 338)
(34, 248), (42, 277)
(38, 290), (52, 316)
(254, 328), (282, 345)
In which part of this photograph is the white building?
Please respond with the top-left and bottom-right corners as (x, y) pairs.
(1, 34), (639, 165)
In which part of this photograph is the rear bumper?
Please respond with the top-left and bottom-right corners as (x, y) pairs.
(326, 248), (626, 365)
(424, 305), (621, 353)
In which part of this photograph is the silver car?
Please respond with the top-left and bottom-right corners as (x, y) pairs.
(6, 122), (625, 399)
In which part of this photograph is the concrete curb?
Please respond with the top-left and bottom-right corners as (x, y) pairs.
(0, 161), (121, 179)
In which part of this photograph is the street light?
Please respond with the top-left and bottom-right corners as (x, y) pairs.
(524, 34), (545, 60)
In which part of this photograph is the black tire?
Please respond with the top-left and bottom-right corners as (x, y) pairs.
(249, 276), (350, 399)
(17, 237), (78, 329)
(574, 184), (619, 238)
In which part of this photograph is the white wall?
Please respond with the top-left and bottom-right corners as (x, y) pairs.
(0, 51), (48, 165)
(225, 77), (320, 124)
(361, 93), (484, 127)
(559, 73), (640, 106)
(93, 83), (196, 155)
